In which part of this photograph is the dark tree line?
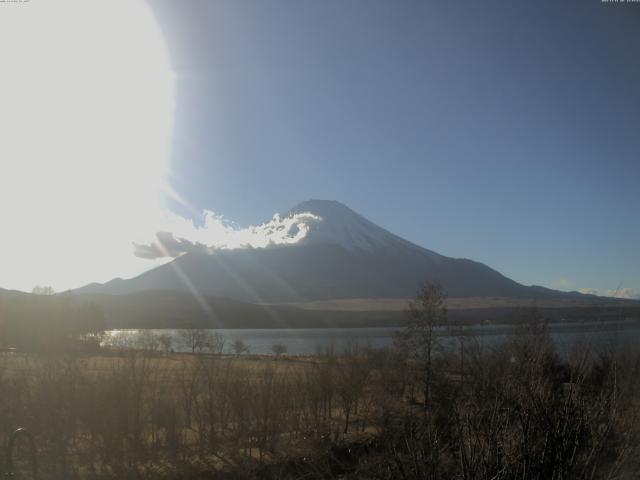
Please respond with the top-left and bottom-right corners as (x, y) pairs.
(0, 294), (106, 351)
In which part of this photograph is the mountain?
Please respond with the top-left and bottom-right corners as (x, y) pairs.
(75, 200), (563, 303)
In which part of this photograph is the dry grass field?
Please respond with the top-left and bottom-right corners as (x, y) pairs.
(280, 295), (637, 311)
(1, 319), (640, 479)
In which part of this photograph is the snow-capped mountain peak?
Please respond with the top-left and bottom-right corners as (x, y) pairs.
(285, 199), (401, 251)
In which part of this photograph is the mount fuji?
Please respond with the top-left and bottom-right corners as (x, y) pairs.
(76, 200), (554, 303)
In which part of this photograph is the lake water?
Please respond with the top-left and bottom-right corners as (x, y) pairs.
(103, 318), (640, 356)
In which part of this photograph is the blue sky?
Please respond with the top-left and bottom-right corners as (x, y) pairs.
(148, 0), (639, 296)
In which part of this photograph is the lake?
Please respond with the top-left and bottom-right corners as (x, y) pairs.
(103, 318), (640, 356)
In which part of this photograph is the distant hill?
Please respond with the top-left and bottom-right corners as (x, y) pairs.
(3, 285), (637, 331)
(66, 289), (640, 329)
(62, 290), (404, 329)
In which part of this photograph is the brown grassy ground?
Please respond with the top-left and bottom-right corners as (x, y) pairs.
(275, 295), (637, 311)
(1, 331), (639, 479)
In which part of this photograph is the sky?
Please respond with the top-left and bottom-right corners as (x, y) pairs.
(0, 0), (638, 297)
(150, 0), (640, 298)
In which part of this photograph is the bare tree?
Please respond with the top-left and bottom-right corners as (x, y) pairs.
(31, 285), (55, 295)
(396, 281), (447, 409)
(179, 329), (219, 354)
(271, 343), (287, 357)
(138, 330), (160, 353)
(158, 333), (173, 356)
(203, 331), (225, 355)
(231, 338), (249, 356)
(336, 341), (371, 434)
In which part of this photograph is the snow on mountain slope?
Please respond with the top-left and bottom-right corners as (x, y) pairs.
(287, 200), (439, 258)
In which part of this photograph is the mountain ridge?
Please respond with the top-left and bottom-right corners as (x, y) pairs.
(75, 199), (570, 303)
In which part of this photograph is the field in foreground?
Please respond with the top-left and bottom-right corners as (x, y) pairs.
(1, 322), (640, 480)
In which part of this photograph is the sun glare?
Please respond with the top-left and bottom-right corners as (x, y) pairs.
(0, 0), (174, 291)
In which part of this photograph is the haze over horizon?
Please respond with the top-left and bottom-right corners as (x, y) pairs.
(0, 0), (638, 298)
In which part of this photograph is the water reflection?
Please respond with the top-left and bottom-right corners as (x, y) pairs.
(102, 318), (640, 356)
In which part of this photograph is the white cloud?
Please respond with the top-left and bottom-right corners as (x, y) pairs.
(578, 287), (640, 300)
(133, 211), (322, 259)
(578, 288), (600, 296)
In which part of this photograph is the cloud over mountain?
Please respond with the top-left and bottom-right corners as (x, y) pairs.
(134, 210), (321, 259)
(134, 232), (207, 259)
(578, 288), (640, 300)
